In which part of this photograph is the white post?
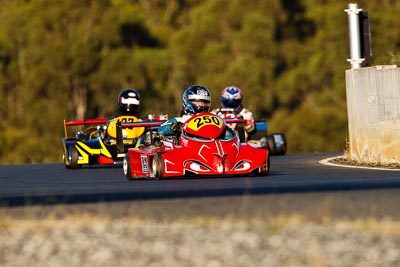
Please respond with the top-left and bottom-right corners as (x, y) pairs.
(345, 3), (364, 69)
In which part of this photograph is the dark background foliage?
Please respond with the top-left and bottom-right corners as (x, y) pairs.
(0, 0), (398, 164)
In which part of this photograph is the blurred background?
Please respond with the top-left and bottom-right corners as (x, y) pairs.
(0, 0), (398, 164)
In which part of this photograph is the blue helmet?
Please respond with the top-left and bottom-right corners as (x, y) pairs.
(221, 85), (243, 111)
(182, 85), (211, 115)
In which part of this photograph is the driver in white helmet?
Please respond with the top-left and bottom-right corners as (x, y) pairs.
(158, 84), (212, 136)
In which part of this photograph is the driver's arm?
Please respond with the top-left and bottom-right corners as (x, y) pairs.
(158, 118), (178, 136)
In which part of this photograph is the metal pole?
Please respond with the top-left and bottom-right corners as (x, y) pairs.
(345, 3), (364, 69)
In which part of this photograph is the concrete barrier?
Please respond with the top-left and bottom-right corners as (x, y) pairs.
(345, 65), (400, 164)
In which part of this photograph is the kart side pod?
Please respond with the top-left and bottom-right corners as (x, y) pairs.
(124, 149), (161, 179)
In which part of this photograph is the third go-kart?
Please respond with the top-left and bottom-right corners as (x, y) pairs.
(214, 108), (287, 155)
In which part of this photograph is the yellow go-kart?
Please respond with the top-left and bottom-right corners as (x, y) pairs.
(62, 115), (167, 169)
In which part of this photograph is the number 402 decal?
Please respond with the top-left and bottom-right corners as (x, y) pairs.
(116, 116), (138, 123)
(188, 115), (223, 131)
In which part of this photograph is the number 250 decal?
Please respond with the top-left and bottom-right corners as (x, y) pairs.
(188, 115), (223, 130)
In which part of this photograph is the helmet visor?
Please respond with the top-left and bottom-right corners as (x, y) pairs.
(189, 99), (211, 113)
(222, 98), (241, 109)
(120, 97), (140, 105)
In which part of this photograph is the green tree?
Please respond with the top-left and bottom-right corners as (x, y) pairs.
(0, 0), (399, 163)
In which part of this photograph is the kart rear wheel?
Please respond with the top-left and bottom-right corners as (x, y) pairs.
(149, 154), (163, 179)
(266, 136), (276, 155)
(272, 133), (287, 155)
(69, 146), (81, 169)
(123, 154), (134, 180)
(267, 133), (287, 155)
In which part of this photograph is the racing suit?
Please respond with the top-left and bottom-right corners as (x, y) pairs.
(103, 108), (144, 146)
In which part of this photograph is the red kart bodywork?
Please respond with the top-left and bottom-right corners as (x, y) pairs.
(124, 112), (269, 179)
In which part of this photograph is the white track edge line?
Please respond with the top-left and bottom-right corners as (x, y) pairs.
(319, 156), (400, 172)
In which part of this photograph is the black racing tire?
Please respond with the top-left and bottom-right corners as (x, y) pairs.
(272, 133), (287, 155)
(266, 136), (277, 155)
(69, 145), (82, 169)
(266, 133), (287, 156)
(236, 125), (246, 143)
(265, 153), (270, 175)
(63, 147), (71, 169)
(149, 154), (163, 180)
(254, 152), (270, 176)
(123, 154), (134, 180)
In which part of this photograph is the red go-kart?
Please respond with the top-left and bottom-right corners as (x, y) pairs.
(123, 112), (270, 180)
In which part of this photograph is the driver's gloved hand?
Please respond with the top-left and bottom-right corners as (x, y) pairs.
(170, 121), (183, 134)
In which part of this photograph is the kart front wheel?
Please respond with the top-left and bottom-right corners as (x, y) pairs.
(69, 146), (82, 169)
(265, 153), (270, 175)
(254, 153), (270, 176)
(149, 154), (163, 179)
(123, 154), (134, 180)
(63, 147), (71, 169)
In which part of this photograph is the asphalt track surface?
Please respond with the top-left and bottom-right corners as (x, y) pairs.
(1, 153), (400, 220)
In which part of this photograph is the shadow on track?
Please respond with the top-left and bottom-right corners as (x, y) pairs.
(2, 169), (400, 207)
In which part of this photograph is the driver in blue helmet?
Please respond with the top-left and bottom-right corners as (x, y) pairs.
(158, 84), (212, 136)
